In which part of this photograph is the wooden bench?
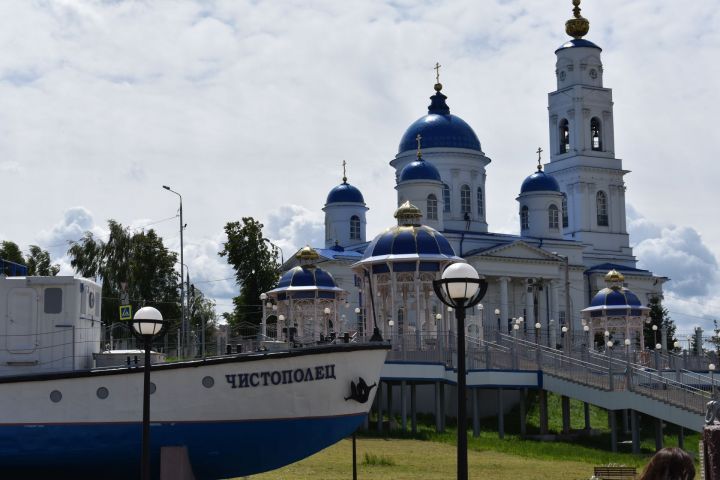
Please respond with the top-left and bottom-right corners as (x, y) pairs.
(593, 466), (637, 479)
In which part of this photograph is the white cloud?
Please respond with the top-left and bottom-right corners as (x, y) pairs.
(0, 161), (20, 173)
(264, 204), (324, 259)
(627, 206), (720, 333)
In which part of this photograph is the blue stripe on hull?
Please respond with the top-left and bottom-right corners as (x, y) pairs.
(0, 414), (366, 480)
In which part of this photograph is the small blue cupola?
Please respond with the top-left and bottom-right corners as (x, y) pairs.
(323, 161), (369, 248)
(520, 164), (561, 194)
(517, 155), (564, 239)
(326, 181), (365, 205)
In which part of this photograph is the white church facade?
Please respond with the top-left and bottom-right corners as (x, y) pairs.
(272, 3), (666, 346)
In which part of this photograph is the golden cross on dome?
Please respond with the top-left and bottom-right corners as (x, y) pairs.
(416, 134), (423, 158)
(536, 147), (543, 170)
(342, 160), (347, 183)
(434, 62), (441, 84)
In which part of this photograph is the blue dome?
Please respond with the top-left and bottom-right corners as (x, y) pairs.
(398, 89), (481, 154)
(555, 38), (602, 53)
(362, 225), (456, 259)
(326, 182), (364, 205)
(277, 266), (337, 289)
(520, 170), (561, 194)
(399, 159), (442, 182)
(585, 286), (644, 318)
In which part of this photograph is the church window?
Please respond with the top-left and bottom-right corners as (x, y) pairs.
(596, 191), (609, 226)
(521, 206), (529, 230)
(350, 215), (360, 240)
(477, 187), (484, 216)
(548, 205), (559, 229)
(427, 194), (438, 220)
(397, 308), (404, 335)
(559, 119), (570, 153)
(442, 184), (451, 212)
(561, 194), (568, 228)
(591, 117), (602, 151)
(460, 185), (471, 214)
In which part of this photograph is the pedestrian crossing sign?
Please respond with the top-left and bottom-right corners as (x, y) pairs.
(119, 305), (132, 321)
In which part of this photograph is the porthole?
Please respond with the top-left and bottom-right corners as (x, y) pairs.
(149, 382), (157, 395)
(202, 376), (215, 388)
(50, 390), (62, 403)
(96, 387), (109, 399)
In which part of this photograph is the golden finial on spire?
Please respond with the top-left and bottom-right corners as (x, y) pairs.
(434, 62), (442, 92)
(536, 147), (543, 171)
(342, 160), (347, 183)
(565, 0), (590, 39)
(416, 134), (423, 159)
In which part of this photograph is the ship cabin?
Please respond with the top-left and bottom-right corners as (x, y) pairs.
(0, 273), (102, 377)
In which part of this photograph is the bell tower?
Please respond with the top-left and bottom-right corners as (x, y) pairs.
(544, 0), (635, 267)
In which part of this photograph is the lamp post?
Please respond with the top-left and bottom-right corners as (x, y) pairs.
(652, 324), (658, 348)
(477, 303), (484, 338)
(535, 322), (541, 344)
(494, 308), (501, 333)
(710, 363), (716, 399)
(163, 185), (186, 358)
(433, 263), (487, 480)
(132, 307), (166, 480)
(260, 293), (268, 338)
(561, 326), (568, 353)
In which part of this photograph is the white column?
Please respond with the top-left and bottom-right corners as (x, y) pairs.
(499, 277), (509, 330)
(550, 280), (560, 327)
(525, 280), (535, 328)
(415, 271), (422, 349)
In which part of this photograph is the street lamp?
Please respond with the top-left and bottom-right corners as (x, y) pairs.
(433, 263), (488, 480)
(324, 307), (332, 337)
(132, 306), (166, 480)
(163, 185), (186, 357)
(652, 324), (658, 347)
(710, 364), (716, 398)
(494, 308), (501, 333)
(260, 293), (268, 338)
(535, 322), (541, 344)
(561, 326), (568, 353)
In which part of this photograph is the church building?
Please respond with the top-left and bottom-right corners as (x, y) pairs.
(271, 2), (666, 345)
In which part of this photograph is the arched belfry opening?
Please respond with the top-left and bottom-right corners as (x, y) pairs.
(591, 117), (602, 151)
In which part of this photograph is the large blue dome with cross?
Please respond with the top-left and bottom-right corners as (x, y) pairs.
(398, 83), (481, 154)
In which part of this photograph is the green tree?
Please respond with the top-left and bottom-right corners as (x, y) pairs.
(219, 217), (280, 332)
(188, 284), (218, 349)
(710, 319), (720, 354)
(26, 245), (60, 276)
(643, 296), (677, 351)
(67, 220), (181, 330)
(1, 241), (59, 276)
(0, 240), (27, 274)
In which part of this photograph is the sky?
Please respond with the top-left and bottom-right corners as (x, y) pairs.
(0, 0), (718, 335)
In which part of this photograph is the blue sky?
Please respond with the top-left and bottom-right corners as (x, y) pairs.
(0, 0), (718, 334)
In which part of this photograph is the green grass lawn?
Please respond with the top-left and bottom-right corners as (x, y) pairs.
(249, 437), (598, 480)
(246, 391), (700, 479)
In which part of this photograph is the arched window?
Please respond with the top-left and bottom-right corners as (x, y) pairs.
(477, 187), (484, 216)
(460, 185), (471, 214)
(397, 308), (404, 335)
(596, 191), (609, 226)
(521, 206), (529, 230)
(548, 205), (559, 229)
(561, 194), (569, 228)
(350, 215), (360, 240)
(442, 184), (451, 212)
(427, 194), (438, 220)
(591, 117), (602, 151)
(559, 119), (570, 153)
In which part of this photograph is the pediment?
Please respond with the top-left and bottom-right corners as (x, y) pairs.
(471, 241), (561, 262)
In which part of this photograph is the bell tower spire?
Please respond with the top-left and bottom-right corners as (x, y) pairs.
(544, 1), (635, 267)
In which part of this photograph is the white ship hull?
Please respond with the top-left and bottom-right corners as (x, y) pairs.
(0, 343), (388, 479)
